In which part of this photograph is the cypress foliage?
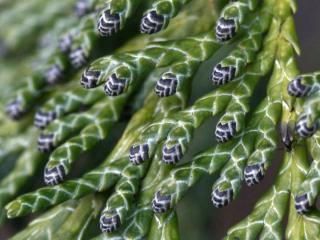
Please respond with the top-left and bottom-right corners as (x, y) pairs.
(1, 0), (320, 239)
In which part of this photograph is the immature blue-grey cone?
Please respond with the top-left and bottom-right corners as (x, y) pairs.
(81, 69), (101, 88)
(287, 77), (311, 97)
(44, 64), (63, 84)
(215, 121), (236, 143)
(129, 144), (149, 165)
(38, 133), (55, 152)
(296, 115), (318, 138)
(69, 47), (88, 68)
(34, 110), (57, 129)
(98, 9), (121, 37)
(44, 165), (66, 186)
(74, 0), (91, 18)
(140, 10), (165, 34)
(211, 188), (233, 208)
(152, 191), (171, 213)
(58, 34), (73, 53)
(295, 193), (311, 214)
(155, 73), (178, 97)
(99, 212), (121, 233)
(212, 64), (236, 85)
(6, 99), (25, 120)
(104, 73), (127, 96)
(215, 17), (236, 42)
(162, 143), (183, 164)
(244, 163), (265, 186)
